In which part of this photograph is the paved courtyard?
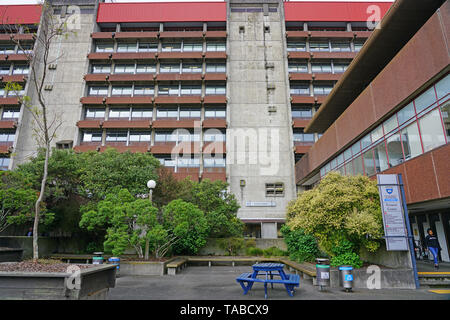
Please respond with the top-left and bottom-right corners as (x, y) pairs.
(108, 266), (450, 300)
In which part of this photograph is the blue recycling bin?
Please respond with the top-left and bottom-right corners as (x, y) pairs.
(108, 257), (120, 276)
(339, 266), (353, 292)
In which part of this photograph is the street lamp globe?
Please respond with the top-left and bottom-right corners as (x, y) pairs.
(147, 179), (156, 190)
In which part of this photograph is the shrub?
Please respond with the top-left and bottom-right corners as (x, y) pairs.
(246, 246), (264, 256)
(329, 239), (363, 268)
(281, 225), (320, 263)
(217, 237), (244, 256)
(263, 246), (287, 257)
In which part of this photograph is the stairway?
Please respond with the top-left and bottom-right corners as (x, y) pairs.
(418, 272), (450, 287)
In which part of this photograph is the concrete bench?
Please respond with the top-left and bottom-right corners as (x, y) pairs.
(166, 258), (188, 275)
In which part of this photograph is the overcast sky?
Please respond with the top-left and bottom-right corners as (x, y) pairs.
(0, 0), (395, 5)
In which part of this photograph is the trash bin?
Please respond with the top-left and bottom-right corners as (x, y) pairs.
(315, 258), (330, 291)
(108, 257), (120, 276)
(92, 252), (104, 265)
(339, 265), (353, 292)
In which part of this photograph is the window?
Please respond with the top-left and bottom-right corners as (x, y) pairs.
(117, 42), (137, 53)
(206, 42), (226, 52)
(311, 62), (332, 73)
(136, 64), (156, 73)
(92, 64), (111, 74)
(138, 42), (158, 52)
(204, 156), (226, 168)
(178, 131), (200, 142)
(331, 41), (351, 52)
(386, 133), (404, 167)
(134, 85), (154, 96)
(435, 74), (450, 100)
(265, 183), (284, 197)
(363, 149), (375, 176)
(204, 130), (226, 142)
(2, 108), (20, 119)
(291, 107), (312, 118)
(293, 130), (314, 143)
(0, 157), (10, 171)
(333, 62), (349, 73)
(309, 41), (329, 52)
(82, 131), (102, 143)
(162, 42), (182, 52)
(206, 63), (226, 73)
(415, 86), (437, 114)
(286, 42), (306, 52)
(354, 40), (365, 52)
(288, 63), (308, 73)
(179, 107), (200, 118)
(0, 131), (15, 143)
(18, 44), (33, 54)
(401, 122), (422, 161)
(383, 115), (398, 135)
(95, 43), (114, 53)
(183, 42), (203, 52)
(182, 63), (202, 73)
(88, 86), (108, 96)
(419, 108), (446, 152)
(56, 141), (73, 150)
(313, 84), (333, 95)
(109, 108), (130, 119)
(0, 45), (15, 54)
(111, 86), (132, 96)
(132, 108), (152, 119)
(205, 107), (226, 118)
(0, 87), (5, 96)
(160, 64), (180, 73)
(114, 64), (135, 74)
(205, 84), (225, 95)
(397, 102), (415, 125)
(155, 131), (177, 142)
(106, 131), (128, 142)
(129, 131), (151, 142)
(12, 64), (29, 75)
(156, 155), (176, 167)
(177, 157), (200, 168)
(0, 65), (10, 75)
(290, 84), (309, 95)
(352, 156), (364, 175)
(181, 85), (201, 95)
(440, 101), (450, 141)
(85, 108), (105, 119)
(373, 142), (388, 172)
(157, 107), (178, 119)
(371, 125), (383, 143)
(158, 85), (179, 96)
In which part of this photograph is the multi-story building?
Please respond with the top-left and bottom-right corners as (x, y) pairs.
(0, 0), (394, 238)
(296, 0), (450, 261)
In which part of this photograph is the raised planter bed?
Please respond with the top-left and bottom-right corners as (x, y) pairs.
(0, 263), (116, 300)
(0, 247), (23, 262)
(120, 257), (178, 276)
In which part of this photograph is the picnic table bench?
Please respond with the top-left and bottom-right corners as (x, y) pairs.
(236, 263), (300, 299)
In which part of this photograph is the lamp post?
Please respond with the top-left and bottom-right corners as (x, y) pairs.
(144, 180), (156, 260)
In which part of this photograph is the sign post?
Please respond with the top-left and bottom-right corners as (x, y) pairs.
(377, 174), (420, 289)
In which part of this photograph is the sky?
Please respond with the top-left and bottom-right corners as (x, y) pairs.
(0, 0), (395, 5)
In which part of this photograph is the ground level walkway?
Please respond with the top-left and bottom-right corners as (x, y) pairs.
(108, 266), (450, 300)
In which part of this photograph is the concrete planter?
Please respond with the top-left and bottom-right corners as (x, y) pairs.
(0, 264), (116, 300)
(119, 257), (178, 276)
(0, 248), (23, 262)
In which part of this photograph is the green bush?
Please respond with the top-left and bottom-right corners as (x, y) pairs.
(329, 240), (363, 268)
(281, 225), (320, 263)
(263, 246), (287, 257)
(246, 246), (264, 256)
(217, 237), (244, 256)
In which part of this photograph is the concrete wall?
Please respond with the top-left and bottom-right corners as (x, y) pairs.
(198, 237), (287, 255)
(360, 242), (413, 269)
(226, 0), (296, 236)
(12, 3), (97, 167)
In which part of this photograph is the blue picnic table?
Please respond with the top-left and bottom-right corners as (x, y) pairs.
(236, 263), (300, 299)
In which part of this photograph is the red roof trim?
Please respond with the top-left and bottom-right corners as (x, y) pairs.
(97, 2), (226, 23)
(0, 5), (42, 25)
(284, 1), (393, 22)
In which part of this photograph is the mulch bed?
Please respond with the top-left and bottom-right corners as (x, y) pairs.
(0, 260), (93, 273)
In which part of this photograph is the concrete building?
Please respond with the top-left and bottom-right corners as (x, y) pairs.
(0, 0), (395, 238)
(296, 0), (450, 260)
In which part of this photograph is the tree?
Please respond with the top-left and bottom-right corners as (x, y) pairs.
(162, 199), (209, 255)
(79, 189), (159, 259)
(287, 172), (383, 265)
(2, 1), (76, 261)
(180, 179), (243, 238)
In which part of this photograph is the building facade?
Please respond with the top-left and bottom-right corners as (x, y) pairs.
(0, 0), (393, 238)
(296, 0), (450, 260)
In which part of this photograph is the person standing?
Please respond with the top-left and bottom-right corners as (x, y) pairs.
(425, 228), (441, 270)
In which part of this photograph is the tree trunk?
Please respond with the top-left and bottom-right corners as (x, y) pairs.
(33, 145), (50, 262)
(144, 237), (149, 260)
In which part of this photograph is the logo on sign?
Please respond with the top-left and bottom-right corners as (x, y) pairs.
(345, 275), (353, 281)
(386, 188), (393, 194)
